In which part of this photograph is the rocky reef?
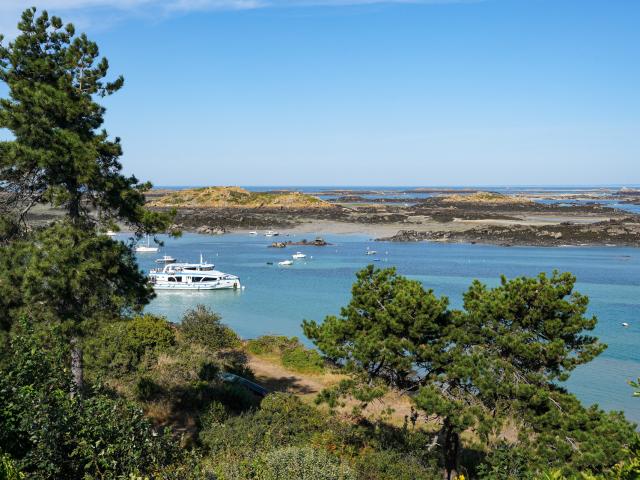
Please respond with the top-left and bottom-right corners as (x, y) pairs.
(378, 218), (640, 247)
(269, 238), (330, 248)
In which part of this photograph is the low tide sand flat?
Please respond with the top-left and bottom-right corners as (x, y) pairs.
(144, 186), (640, 247)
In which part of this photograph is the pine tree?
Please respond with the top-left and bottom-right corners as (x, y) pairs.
(305, 267), (633, 479)
(0, 8), (173, 391)
(0, 8), (168, 233)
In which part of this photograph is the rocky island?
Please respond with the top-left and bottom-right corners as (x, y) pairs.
(142, 186), (640, 247)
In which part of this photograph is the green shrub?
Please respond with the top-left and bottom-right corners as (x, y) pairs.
(180, 305), (240, 351)
(246, 335), (300, 355)
(198, 361), (220, 381)
(477, 444), (536, 480)
(200, 393), (325, 455)
(247, 336), (325, 373)
(255, 446), (355, 480)
(282, 346), (325, 374)
(209, 383), (258, 414)
(0, 326), (182, 480)
(84, 314), (175, 377)
(0, 454), (24, 480)
(351, 449), (438, 480)
(175, 381), (257, 414)
(199, 401), (229, 429)
(134, 376), (162, 401)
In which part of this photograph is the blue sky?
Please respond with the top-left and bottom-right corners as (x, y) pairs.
(1, 0), (639, 186)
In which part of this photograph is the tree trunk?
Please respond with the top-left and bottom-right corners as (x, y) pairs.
(441, 418), (460, 480)
(70, 337), (83, 396)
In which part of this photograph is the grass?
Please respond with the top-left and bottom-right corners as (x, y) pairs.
(246, 335), (326, 375)
(149, 186), (329, 209)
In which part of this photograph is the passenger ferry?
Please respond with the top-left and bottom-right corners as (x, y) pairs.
(148, 255), (241, 290)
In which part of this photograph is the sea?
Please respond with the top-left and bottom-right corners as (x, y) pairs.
(139, 186), (640, 423)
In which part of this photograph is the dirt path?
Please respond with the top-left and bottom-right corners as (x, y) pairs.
(247, 353), (330, 397)
(247, 353), (416, 426)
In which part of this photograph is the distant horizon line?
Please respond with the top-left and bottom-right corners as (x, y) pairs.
(152, 183), (640, 189)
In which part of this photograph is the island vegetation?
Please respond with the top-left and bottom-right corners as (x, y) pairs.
(149, 186), (332, 210)
(1, 8), (639, 480)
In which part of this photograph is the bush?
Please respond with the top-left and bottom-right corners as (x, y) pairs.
(477, 444), (536, 480)
(351, 449), (438, 480)
(199, 401), (229, 429)
(0, 326), (182, 480)
(255, 446), (355, 480)
(208, 384), (257, 414)
(198, 361), (220, 381)
(180, 305), (240, 351)
(200, 393), (325, 455)
(84, 314), (175, 377)
(0, 454), (24, 480)
(134, 376), (162, 401)
(247, 336), (325, 374)
(282, 346), (325, 374)
(246, 335), (300, 355)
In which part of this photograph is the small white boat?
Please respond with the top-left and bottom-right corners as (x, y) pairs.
(106, 230), (117, 237)
(365, 250), (377, 255)
(292, 252), (307, 260)
(265, 230), (279, 237)
(135, 235), (159, 253)
(155, 255), (176, 264)
(249, 231), (258, 236)
(278, 260), (293, 266)
(622, 322), (630, 328)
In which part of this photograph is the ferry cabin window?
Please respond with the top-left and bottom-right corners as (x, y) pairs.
(191, 277), (203, 283)
(168, 277), (175, 282)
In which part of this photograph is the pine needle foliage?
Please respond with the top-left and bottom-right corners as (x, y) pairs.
(0, 7), (170, 233)
(304, 266), (633, 479)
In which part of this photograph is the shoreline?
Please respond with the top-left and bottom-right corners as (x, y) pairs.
(184, 217), (640, 248)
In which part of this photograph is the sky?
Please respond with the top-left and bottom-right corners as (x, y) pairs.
(0, 0), (639, 186)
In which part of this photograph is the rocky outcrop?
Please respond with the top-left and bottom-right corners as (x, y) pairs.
(439, 191), (533, 205)
(269, 238), (331, 248)
(378, 218), (640, 247)
(195, 225), (227, 235)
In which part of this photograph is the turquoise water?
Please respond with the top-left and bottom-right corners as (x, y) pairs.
(137, 232), (640, 423)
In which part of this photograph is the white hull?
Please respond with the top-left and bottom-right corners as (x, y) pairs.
(136, 247), (159, 253)
(154, 279), (240, 290)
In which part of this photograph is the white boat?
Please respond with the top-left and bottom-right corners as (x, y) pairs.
(155, 255), (176, 264)
(292, 252), (306, 260)
(365, 250), (377, 255)
(249, 231), (258, 236)
(106, 230), (117, 237)
(135, 235), (159, 253)
(149, 255), (240, 290)
(265, 230), (279, 237)
(278, 260), (293, 266)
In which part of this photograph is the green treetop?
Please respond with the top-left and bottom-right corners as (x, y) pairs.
(305, 266), (632, 480)
(303, 265), (451, 390)
(0, 8), (175, 391)
(0, 8), (169, 233)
